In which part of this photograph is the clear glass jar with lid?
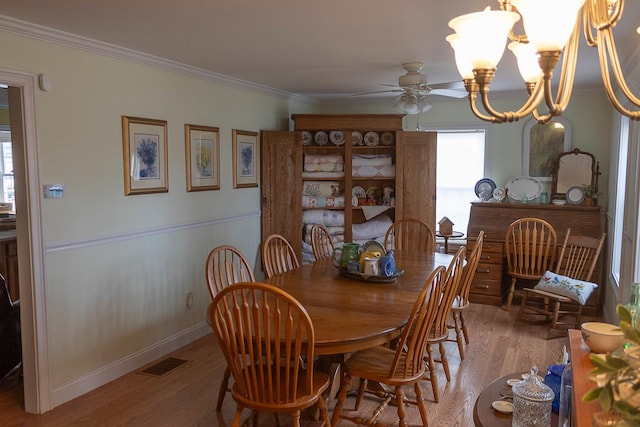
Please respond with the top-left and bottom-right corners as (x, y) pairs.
(512, 365), (555, 427)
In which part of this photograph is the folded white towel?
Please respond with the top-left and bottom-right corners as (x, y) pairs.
(304, 154), (344, 164)
(352, 154), (392, 167)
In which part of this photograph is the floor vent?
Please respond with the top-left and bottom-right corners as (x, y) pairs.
(138, 357), (188, 377)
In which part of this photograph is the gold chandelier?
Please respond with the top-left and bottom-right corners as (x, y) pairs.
(446, 0), (640, 124)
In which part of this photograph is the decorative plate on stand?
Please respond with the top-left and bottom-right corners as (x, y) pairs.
(314, 131), (328, 146)
(364, 132), (380, 146)
(505, 176), (543, 201)
(474, 178), (497, 202)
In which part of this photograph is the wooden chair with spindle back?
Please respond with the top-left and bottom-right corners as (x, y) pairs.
(331, 265), (446, 427)
(504, 218), (558, 311)
(519, 229), (606, 330)
(262, 234), (300, 278)
(423, 246), (466, 403)
(448, 230), (484, 360)
(309, 224), (334, 261)
(210, 282), (330, 426)
(384, 218), (436, 253)
(204, 244), (255, 411)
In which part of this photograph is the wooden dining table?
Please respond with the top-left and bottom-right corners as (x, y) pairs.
(261, 250), (454, 356)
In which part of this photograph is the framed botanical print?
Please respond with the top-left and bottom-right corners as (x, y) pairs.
(185, 124), (220, 191)
(232, 129), (259, 188)
(122, 116), (168, 195)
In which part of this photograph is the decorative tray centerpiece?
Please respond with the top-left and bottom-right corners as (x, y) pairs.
(337, 266), (404, 283)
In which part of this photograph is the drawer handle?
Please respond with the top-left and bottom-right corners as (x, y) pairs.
(480, 255), (491, 260)
(476, 268), (491, 274)
(475, 284), (490, 289)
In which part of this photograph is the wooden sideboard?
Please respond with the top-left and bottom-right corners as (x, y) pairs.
(466, 202), (605, 314)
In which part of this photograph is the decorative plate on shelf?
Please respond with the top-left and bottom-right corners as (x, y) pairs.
(352, 131), (363, 146)
(493, 187), (506, 202)
(474, 178), (497, 198)
(314, 131), (329, 146)
(566, 186), (585, 205)
(329, 131), (345, 146)
(352, 186), (366, 199)
(380, 132), (395, 146)
(505, 176), (543, 201)
(301, 131), (312, 146)
(364, 131), (380, 147)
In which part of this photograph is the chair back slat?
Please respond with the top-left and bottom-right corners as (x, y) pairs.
(389, 265), (445, 379)
(505, 218), (557, 279)
(205, 245), (255, 299)
(210, 282), (315, 404)
(384, 218), (436, 253)
(555, 229), (606, 282)
(310, 224), (335, 261)
(262, 234), (300, 278)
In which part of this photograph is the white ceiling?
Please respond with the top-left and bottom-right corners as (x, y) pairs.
(0, 0), (639, 103)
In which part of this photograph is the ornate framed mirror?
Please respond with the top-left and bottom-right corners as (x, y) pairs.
(551, 148), (599, 196)
(522, 117), (571, 181)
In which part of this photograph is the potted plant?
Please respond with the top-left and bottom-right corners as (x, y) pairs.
(581, 184), (601, 206)
(583, 305), (640, 425)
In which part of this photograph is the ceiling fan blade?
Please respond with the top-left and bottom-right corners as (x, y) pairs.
(349, 89), (404, 97)
(428, 88), (468, 98)
(428, 81), (465, 90)
(379, 83), (403, 89)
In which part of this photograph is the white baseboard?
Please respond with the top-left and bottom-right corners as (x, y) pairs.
(51, 322), (212, 408)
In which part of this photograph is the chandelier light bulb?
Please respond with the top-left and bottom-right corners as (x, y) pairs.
(446, 34), (475, 80)
(511, 0), (586, 52)
(508, 41), (540, 83)
(448, 7), (520, 70)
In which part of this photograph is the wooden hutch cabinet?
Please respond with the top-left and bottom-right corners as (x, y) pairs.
(261, 114), (436, 260)
(466, 202), (605, 314)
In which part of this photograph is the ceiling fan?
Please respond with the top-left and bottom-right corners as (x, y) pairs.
(352, 62), (466, 114)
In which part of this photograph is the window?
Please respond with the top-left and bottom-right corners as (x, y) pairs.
(612, 116), (629, 286)
(0, 130), (13, 208)
(435, 130), (486, 236)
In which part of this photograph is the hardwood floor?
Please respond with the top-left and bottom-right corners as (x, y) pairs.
(0, 303), (597, 426)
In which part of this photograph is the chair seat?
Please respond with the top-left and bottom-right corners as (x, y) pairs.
(232, 366), (330, 411)
(344, 346), (425, 386)
(524, 288), (574, 303)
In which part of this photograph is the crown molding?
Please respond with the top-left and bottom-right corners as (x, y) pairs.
(0, 15), (314, 103)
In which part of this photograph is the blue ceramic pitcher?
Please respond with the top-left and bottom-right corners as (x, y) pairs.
(379, 251), (395, 277)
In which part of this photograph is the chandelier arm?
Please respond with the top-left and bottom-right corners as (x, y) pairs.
(590, 0), (624, 30)
(598, 30), (640, 119)
(477, 76), (546, 123)
(583, 4), (598, 47)
(532, 109), (555, 124)
(547, 21), (580, 113)
(534, 15), (581, 120)
(603, 29), (640, 108)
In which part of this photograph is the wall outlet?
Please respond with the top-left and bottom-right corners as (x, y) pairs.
(186, 291), (193, 309)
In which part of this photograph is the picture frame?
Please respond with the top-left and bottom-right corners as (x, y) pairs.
(122, 116), (168, 195)
(522, 117), (572, 181)
(185, 124), (220, 192)
(232, 129), (259, 188)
